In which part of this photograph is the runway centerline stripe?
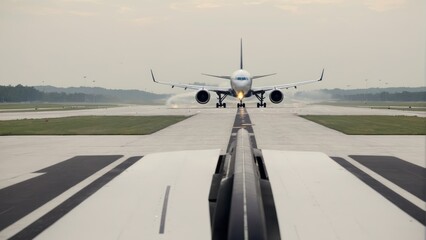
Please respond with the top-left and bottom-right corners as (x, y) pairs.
(10, 156), (142, 240)
(226, 108), (256, 152)
(331, 157), (425, 226)
(212, 108), (280, 239)
(349, 155), (426, 201)
(159, 185), (171, 234)
(0, 155), (122, 232)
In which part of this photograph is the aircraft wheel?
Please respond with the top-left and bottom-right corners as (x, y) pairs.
(223, 103), (227, 108)
(257, 103), (260, 108)
(263, 103), (266, 108)
(242, 103), (246, 108)
(216, 103), (219, 108)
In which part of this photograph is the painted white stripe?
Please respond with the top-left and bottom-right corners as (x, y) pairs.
(241, 131), (249, 240)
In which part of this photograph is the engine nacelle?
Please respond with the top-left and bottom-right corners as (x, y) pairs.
(195, 90), (210, 104)
(269, 90), (284, 104)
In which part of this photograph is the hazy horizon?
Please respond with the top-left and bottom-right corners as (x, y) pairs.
(1, 1), (425, 94)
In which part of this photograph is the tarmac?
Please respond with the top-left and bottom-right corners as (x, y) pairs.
(0, 102), (424, 239)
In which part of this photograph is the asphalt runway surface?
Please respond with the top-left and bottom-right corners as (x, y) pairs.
(0, 103), (424, 239)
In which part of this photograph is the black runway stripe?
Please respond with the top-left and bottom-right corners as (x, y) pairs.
(0, 155), (123, 232)
(10, 156), (142, 240)
(159, 185), (171, 234)
(349, 155), (426, 201)
(331, 156), (425, 226)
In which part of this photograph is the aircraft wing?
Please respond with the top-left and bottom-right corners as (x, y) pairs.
(252, 69), (324, 92)
(251, 73), (277, 79)
(201, 73), (231, 79)
(151, 70), (231, 93)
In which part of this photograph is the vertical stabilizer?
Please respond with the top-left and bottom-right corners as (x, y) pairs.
(240, 38), (243, 69)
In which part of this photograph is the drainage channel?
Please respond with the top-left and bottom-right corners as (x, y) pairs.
(209, 108), (280, 240)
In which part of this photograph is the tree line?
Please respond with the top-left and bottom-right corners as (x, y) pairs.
(0, 85), (110, 102)
(329, 91), (426, 102)
(295, 88), (426, 102)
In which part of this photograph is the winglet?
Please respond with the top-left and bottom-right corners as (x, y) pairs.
(150, 69), (157, 83)
(319, 69), (324, 81)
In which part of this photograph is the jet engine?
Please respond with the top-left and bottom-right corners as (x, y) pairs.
(269, 90), (284, 104)
(195, 90), (210, 104)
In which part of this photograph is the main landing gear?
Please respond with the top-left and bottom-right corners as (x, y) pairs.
(257, 102), (266, 108)
(216, 102), (227, 108)
(216, 92), (228, 108)
(254, 91), (267, 108)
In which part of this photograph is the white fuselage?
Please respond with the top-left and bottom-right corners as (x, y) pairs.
(230, 69), (252, 100)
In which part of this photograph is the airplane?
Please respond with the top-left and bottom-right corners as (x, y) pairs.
(150, 39), (324, 108)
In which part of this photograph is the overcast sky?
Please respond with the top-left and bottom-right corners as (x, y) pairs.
(0, 0), (425, 93)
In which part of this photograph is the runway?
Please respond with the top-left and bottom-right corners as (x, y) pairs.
(0, 103), (424, 239)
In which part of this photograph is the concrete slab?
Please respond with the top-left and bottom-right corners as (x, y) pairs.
(0, 108), (235, 182)
(0, 105), (232, 120)
(248, 105), (425, 167)
(0, 105), (179, 120)
(36, 149), (219, 240)
(263, 150), (425, 240)
(249, 104), (426, 214)
(1, 103), (424, 239)
(0, 106), (234, 238)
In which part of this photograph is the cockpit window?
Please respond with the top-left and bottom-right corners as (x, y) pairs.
(236, 77), (248, 80)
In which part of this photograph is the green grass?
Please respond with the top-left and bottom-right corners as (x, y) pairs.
(300, 115), (426, 135)
(0, 116), (189, 135)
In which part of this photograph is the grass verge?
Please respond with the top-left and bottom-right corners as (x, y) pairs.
(300, 115), (426, 135)
(0, 116), (189, 135)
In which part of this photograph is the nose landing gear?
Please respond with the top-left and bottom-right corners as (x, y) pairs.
(237, 100), (246, 108)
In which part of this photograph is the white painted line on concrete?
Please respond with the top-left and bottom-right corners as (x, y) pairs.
(0, 155), (129, 239)
(241, 131), (249, 240)
(342, 155), (425, 211)
(263, 150), (425, 240)
(36, 149), (219, 240)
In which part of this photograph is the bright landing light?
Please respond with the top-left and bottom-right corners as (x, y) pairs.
(237, 91), (244, 100)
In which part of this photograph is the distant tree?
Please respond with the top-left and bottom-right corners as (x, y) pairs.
(295, 88), (426, 102)
(0, 85), (42, 102)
